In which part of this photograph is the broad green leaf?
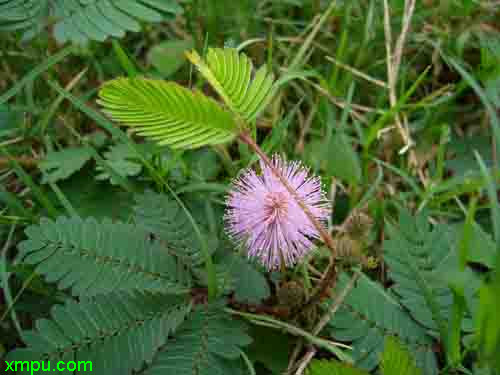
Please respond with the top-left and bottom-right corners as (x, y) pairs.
(307, 360), (370, 375)
(0, 104), (24, 137)
(380, 337), (422, 375)
(95, 143), (146, 184)
(247, 326), (292, 374)
(39, 147), (93, 184)
(325, 132), (361, 185)
(55, 170), (135, 220)
(221, 254), (270, 304)
(98, 78), (238, 149)
(148, 39), (194, 77)
(450, 222), (497, 268)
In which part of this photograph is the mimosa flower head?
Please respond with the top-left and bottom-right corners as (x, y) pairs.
(225, 155), (331, 270)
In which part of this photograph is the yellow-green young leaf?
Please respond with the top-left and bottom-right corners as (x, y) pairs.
(307, 360), (370, 375)
(380, 337), (422, 375)
(186, 48), (276, 123)
(98, 78), (238, 149)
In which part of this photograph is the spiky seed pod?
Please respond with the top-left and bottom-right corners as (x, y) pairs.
(343, 212), (373, 239)
(335, 236), (362, 261)
(299, 304), (318, 328)
(335, 235), (377, 268)
(364, 256), (379, 270)
(277, 281), (306, 309)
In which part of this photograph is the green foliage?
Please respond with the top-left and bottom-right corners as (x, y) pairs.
(0, 0), (183, 44)
(246, 326), (292, 374)
(17, 216), (189, 296)
(380, 337), (422, 375)
(39, 146), (93, 184)
(187, 48), (277, 123)
(218, 254), (270, 304)
(2, 2), (500, 374)
(52, 170), (135, 220)
(307, 338), (423, 375)
(95, 143), (144, 184)
(324, 132), (361, 185)
(308, 360), (370, 375)
(477, 260), (500, 371)
(0, 104), (23, 137)
(98, 78), (238, 149)
(132, 190), (214, 267)
(143, 303), (252, 375)
(7, 292), (190, 375)
(148, 39), (195, 77)
(327, 273), (437, 374)
(383, 210), (480, 333)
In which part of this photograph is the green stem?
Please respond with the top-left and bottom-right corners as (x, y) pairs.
(226, 308), (352, 362)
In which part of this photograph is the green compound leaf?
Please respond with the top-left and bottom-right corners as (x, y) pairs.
(0, 0), (183, 44)
(98, 78), (238, 149)
(7, 292), (190, 375)
(95, 143), (145, 185)
(132, 190), (216, 268)
(143, 302), (252, 375)
(219, 254), (270, 304)
(187, 48), (276, 123)
(39, 146), (93, 184)
(384, 209), (480, 334)
(17, 216), (189, 296)
(327, 273), (437, 374)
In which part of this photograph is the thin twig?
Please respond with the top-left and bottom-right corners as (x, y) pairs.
(312, 269), (361, 336)
(393, 0), (417, 81)
(287, 341), (304, 374)
(326, 56), (389, 89)
(288, 0), (338, 70)
(0, 156), (38, 169)
(382, 0), (413, 152)
(293, 270), (361, 375)
(294, 349), (316, 375)
(296, 102), (318, 154)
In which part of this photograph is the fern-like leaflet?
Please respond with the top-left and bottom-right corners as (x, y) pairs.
(383, 210), (480, 333)
(7, 292), (190, 375)
(142, 303), (252, 375)
(97, 48), (286, 149)
(98, 78), (238, 149)
(18, 216), (189, 296)
(327, 273), (437, 374)
(0, 0), (183, 44)
(186, 48), (277, 123)
(133, 190), (217, 267)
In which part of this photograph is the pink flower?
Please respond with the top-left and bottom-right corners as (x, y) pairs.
(225, 155), (331, 270)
